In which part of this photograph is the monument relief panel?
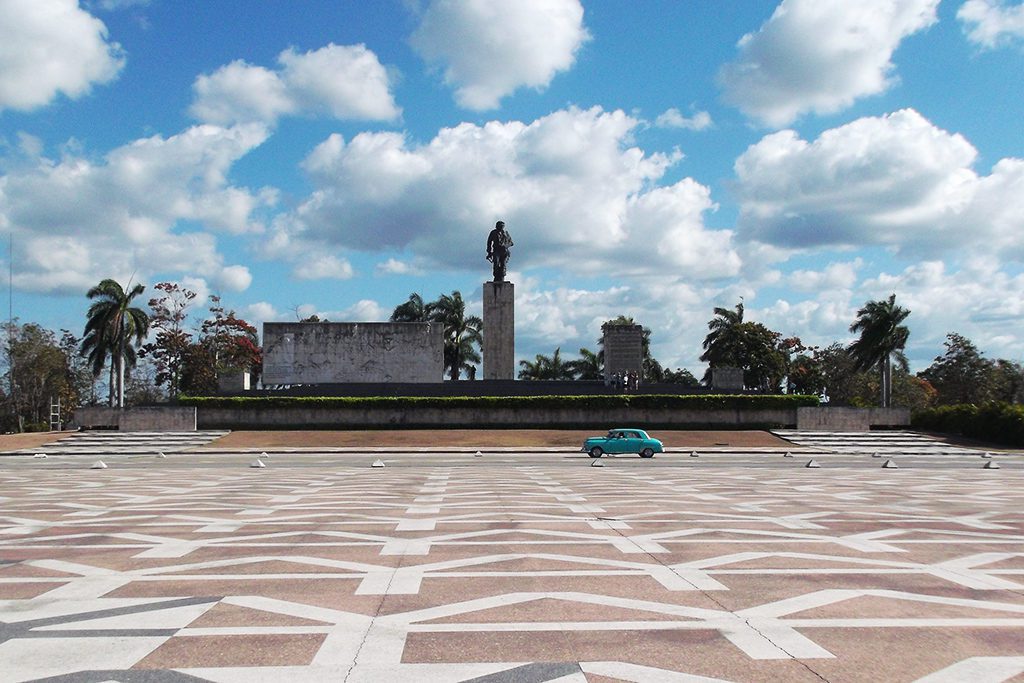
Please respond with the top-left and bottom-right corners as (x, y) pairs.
(602, 323), (644, 380)
(263, 322), (444, 385)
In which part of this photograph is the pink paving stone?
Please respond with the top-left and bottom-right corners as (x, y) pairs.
(107, 578), (384, 613)
(0, 581), (66, 599)
(803, 627), (1024, 682)
(376, 577), (728, 616)
(788, 593), (1024, 620)
(697, 573), (1014, 612)
(134, 633), (326, 668)
(402, 629), (825, 682)
(416, 596), (702, 624)
(187, 602), (334, 628)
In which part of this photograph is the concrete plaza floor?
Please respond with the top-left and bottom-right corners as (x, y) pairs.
(1, 431), (1024, 682)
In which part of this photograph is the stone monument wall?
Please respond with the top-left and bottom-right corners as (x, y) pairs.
(711, 367), (745, 392)
(602, 323), (644, 379)
(483, 282), (515, 380)
(262, 322), (443, 385)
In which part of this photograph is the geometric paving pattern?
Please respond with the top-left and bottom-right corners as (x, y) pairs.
(10, 431), (230, 455)
(772, 430), (989, 455)
(2, 454), (1024, 681)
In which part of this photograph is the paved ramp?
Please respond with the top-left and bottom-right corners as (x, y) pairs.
(8, 430), (229, 455)
(773, 429), (992, 455)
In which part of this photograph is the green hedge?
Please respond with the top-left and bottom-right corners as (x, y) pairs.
(180, 394), (820, 411)
(912, 402), (1024, 447)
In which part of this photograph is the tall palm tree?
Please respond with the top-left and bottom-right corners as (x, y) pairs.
(519, 347), (577, 380)
(428, 291), (483, 381)
(701, 300), (744, 360)
(390, 293), (429, 322)
(848, 294), (910, 408)
(567, 347), (602, 380)
(81, 279), (150, 408)
(699, 300), (745, 384)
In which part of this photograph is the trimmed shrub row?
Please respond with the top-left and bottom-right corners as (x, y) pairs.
(180, 393), (820, 411)
(912, 402), (1024, 447)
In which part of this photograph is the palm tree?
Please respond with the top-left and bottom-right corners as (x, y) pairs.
(567, 347), (602, 380)
(81, 279), (150, 408)
(390, 293), (429, 322)
(518, 347), (577, 380)
(699, 300), (745, 384)
(701, 300), (744, 361)
(428, 291), (483, 381)
(848, 294), (910, 408)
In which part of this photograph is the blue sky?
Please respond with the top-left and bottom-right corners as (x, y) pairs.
(2, 0), (1024, 376)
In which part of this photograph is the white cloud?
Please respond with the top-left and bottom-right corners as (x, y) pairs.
(1, 123), (271, 293)
(190, 43), (400, 125)
(959, 0), (1024, 48)
(788, 259), (863, 292)
(216, 264), (252, 292)
(655, 108), (713, 131)
(337, 299), (388, 322)
(279, 106), (740, 281)
(376, 258), (422, 275)
(734, 109), (1024, 259)
(291, 253), (354, 281)
(410, 0), (589, 110)
(719, 0), (939, 127)
(242, 301), (280, 327)
(92, 0), (149, 9)
(0, 0), (125, 111)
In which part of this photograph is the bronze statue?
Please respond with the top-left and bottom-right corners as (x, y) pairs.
(485, 220), (514, 282)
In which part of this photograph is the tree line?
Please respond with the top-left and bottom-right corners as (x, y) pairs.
(1, 283), (1019, 433)
(0, 279), (260, 432)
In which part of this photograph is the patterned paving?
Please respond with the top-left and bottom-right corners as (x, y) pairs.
(772, 430), (987, 455)
(10, 431), (230, 455)
(1, 450), (1024, 682)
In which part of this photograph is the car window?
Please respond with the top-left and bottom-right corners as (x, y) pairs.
(626, 431), (639, 438)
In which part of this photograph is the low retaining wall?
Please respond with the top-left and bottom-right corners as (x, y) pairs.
(797, 407), (910, 431)
(71, 404), (911, 432)
(72, 406), (197, 431)
(197, 406), (799, 430)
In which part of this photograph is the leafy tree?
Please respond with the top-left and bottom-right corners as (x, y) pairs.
(123, 356), (165, 405)
(178, 296), (261, 396)
(427, 291), (482, 381)
(567, 347), (602, 380)
(1, 322), (79, 431)
(892, 372), (937, 413)
(139, 282), (197, 398)
(848, 294), (910, 408)
(518, 347), (576, 380)
(60, 330), (98, 407)
(661, 367), (700, 386)
(700, 302), (791, 391)
(991, 359), (1024, 404)
(789, 350), (825, 396)
(81, 279), (150, 408)
(918, 333), (994, 405)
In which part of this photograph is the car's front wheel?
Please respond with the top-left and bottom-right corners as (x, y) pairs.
(589, 447), (604, 458)
(640, 448), (655, 458)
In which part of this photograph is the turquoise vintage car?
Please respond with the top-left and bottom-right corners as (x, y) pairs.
(582, 428), (664, 458)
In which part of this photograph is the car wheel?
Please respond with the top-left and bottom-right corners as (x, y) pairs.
(589, 447), (604, 458)
(640, 448), (655, 458)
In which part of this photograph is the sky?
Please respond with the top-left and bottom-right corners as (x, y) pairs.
(2, 0), (1024, 377)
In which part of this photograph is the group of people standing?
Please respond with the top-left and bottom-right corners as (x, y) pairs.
(607, 371), (640, 393)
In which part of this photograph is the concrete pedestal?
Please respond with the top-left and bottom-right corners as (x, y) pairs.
(483, 281), (515, 380)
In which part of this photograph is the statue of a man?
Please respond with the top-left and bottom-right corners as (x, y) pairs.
(485, 220), (514, 282)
